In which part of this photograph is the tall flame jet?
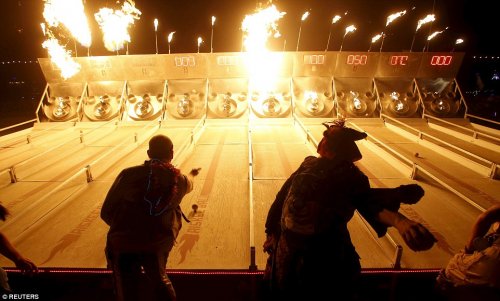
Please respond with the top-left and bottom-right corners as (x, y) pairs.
(42, 0), (91, 79)
(241, 4), (286, 96)
(94, 0), (141, 52)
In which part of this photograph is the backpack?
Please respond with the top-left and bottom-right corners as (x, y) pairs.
(281, 157), (333, 236)
(281, 156), (368, 236)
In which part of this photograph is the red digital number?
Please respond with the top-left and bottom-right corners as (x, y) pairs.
(390, 55), (408, 66)
(347, 55), (367, 65)
(430, 55), (452, 66)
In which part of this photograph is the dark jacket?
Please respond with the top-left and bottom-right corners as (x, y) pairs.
(101, 161), (193, 252)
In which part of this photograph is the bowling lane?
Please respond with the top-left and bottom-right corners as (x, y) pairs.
(0, 127), (82, 172)
(407, 118), (500, 163)
(348, 119), (499, 209)
(169, 124), (251, 269)
(0, 182), (109, 268)
(386, 181), (480, 268)
(252, 122), (313, 269)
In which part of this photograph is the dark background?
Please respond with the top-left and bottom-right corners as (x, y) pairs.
(0, 0), (498, 126)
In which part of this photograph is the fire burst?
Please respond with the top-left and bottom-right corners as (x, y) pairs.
(43, 0), (92, 47)
(241, 5), (285, 53)
(94, 0), (141, 52)
(386, 10), (406, 27)
(427, 27), (448, 41)
(241, 5), (286, 95)
(42, 37), (81, 79)
(416, 14), (435, 32)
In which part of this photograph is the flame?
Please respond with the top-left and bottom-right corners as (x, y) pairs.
(42, 37), (81, 79)
(42, 0), (92, 47)
(371, 33), (383, 43)
(168, 31), (175, 43)
(386, 10), (406, 27)
(197, 37), (203, 47)
(94, 0), (141, 52)
(455, 38), (464, 45)
(301, 11), (310, 21)
(154, 18), (158, 31)
(212, 16), (216, 26)
(427, 27), (448, 41)
(331, 15), (341, 24)
(241, 4), (285, 53)
(344, 25), (356, 36)
(416, 14), (435, 32)
(241, 5), (286, 95)
(41, 23), (46, 36)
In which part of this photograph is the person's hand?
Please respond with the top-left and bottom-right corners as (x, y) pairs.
(14, 256), (38, 275)
(263, 233), (276, 254)
(189, 168), (201, 177)
(396, 184), (424, 204)
(395, 217), (436, 251)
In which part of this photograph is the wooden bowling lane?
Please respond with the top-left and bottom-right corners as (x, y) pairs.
(0, 127), (85, 172)
(1, 123), (145, 184)
(251, 123), (312, 180)
(0, 128), (32, 148)
(347, 119), (499, 210)
(169, 125), (251, 269)
(397, 118), (500, 163)
(0, 122), (74, 151)
(0, 181), (109, 268)
(252, 122), (312, 269)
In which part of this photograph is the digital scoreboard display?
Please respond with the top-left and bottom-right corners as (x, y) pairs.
(293, 52), (337, 77)
(334, 52), (380, 77)
(163, 53), (207, 79)
(207, 53), (247, 78)
(38, 51), (465, 84)
(375, 53), (421, 77)
(416, 52), (464, 78)
(346, 54), (368, 65)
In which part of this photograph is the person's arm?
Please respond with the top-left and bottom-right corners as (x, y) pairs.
(376, 209), (436, 251)
(0, 233), (37, 273)
(465, 204), (500, 253)
(185, 168), (201, 194)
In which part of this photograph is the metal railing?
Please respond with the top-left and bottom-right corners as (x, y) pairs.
(382, 113), (497, 178)
(424, 113), (500, 143)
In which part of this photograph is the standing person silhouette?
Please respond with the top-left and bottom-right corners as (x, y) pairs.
(102, 134), (200, 301)
(263, 119), (436, 301)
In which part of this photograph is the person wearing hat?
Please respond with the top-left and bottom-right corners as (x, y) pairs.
(101, 134), (200, 301)
(263, 119), (436, 301)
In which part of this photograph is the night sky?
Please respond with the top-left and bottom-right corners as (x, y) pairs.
(0, 0), (498, 59)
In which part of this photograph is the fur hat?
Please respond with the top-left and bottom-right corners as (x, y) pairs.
(321, 119), (367, 162)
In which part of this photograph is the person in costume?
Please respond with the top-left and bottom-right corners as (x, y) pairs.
(263, 119), (436, 300)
